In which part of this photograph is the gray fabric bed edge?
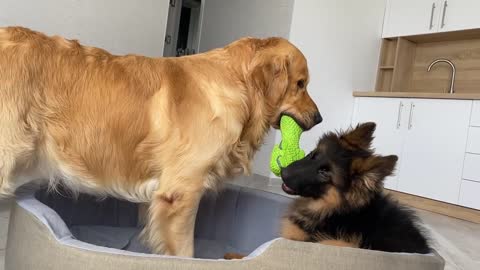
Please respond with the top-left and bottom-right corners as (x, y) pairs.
(5, 184), (445, 270)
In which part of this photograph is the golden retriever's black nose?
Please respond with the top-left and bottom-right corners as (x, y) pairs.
(313, 112), (323, 125)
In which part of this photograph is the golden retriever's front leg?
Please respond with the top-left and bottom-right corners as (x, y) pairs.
(142, 170), (205, 257)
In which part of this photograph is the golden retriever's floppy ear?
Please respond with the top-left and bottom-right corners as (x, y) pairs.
(341, 122), (376, 150)
(247, 53), (290, 95)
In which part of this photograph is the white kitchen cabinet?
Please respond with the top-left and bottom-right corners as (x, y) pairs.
(438, 0), (480, 33)
(383, 0), (480, 38)
(397, 99), (472, 203)
(352, 97), (475, 207)
(352, 97), (408, 189)
(471, 101), (480, 127)
(466, 127), (480, 154)
(463, 154), (480, 182)
(459, 180), (480, 209)
(383, 0), (442, 38)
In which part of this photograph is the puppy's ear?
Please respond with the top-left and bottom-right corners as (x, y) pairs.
(352, 155), (398, 186)
(341, 122), (376, 149)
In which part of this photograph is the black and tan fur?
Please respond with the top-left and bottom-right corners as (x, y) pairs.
(280, 122), (430, 253)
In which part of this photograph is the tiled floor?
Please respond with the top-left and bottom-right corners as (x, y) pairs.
(0, 177), (479, 270)
(417, 209), (480, 270)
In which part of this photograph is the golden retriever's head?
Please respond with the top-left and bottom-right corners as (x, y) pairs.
(245, 37), (321, 130)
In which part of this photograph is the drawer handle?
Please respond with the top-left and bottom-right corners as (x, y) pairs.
(397, 102), (404, 129)
(441, 1), (448, 28)
(408, 103), (415, 130)
(429, 2), (436, 30)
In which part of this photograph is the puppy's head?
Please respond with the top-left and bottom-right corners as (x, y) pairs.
(245, 37), (321, 130)
(281, 122), (398, 209)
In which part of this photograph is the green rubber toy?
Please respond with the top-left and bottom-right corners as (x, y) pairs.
(270, 115), (305, 176)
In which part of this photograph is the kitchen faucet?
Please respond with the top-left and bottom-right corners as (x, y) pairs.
(427, 59), (456, 94)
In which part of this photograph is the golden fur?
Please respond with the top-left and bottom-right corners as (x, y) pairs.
(0, 26), (320, 257)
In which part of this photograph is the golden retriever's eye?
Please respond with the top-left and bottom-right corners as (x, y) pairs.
(297, 80), (305, 89)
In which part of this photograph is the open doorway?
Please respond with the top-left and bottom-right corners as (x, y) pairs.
(163, 0), (202, 57)
(164, 0), (295, 57)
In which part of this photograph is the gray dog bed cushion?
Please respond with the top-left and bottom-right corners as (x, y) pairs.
(5, 184), (445, 270)
(32, 184), (289, 258)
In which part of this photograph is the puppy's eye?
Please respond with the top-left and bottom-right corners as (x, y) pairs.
(297, 80), (305, 88)
(318, 166), (330, 176)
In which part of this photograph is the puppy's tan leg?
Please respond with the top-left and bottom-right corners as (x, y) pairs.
(280, 218), (309, 241)
(317, 234), (361, 248)
(143, 169), (205, 257)
(319, 240), (359, 248)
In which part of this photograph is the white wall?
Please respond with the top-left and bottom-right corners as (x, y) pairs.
(0, 0), (169, 57)
(267, 0), (386, 178)
(198, 0), (294, 52)
(197, 0), (295, 177)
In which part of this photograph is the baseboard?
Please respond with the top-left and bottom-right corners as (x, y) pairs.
(385, 189), (480, 224)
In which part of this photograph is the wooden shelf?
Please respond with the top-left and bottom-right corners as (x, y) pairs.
(375, 69), (393, 92)
(374, 29), (480, 95)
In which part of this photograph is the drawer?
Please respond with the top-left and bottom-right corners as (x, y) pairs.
(472, 101), (480, 127)
(463, 154), (480, 182)
(467, 127), (480, 154)
(459, 180), (480, 210)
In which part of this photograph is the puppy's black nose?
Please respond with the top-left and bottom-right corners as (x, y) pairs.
(313, 111), (323, 125)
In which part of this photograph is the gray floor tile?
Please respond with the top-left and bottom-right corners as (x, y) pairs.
(0, 201), (11, 220)
(0, 249), (5, 270)
(0, 218), (9, 250)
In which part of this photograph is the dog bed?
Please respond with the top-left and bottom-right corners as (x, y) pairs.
(5, 184), (444, 270)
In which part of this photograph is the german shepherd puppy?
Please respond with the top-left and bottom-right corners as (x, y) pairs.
(280, 122), (430, 254)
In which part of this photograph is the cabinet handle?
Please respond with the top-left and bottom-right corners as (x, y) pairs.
(397, 102), (404, 129)
(429, 2), (436, 30)
(408, 103), (415, 130)
(441, 1), (448, 28)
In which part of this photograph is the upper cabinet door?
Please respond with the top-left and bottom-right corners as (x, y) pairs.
(383, 0), (442, 38)
(397, 99), (472, 204)
(352, 97), (408, 190)
(437, 0), (480, 33)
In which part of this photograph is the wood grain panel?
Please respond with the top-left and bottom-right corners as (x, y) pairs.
(375, 39), (398, 92)
(391, 38), (416, 92)
(410, 39), (480, 93)
(375, 70), (393, 92)
(375, 29), (480, 95)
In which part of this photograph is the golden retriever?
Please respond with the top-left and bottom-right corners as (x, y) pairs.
(0, 26), (321, 257)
